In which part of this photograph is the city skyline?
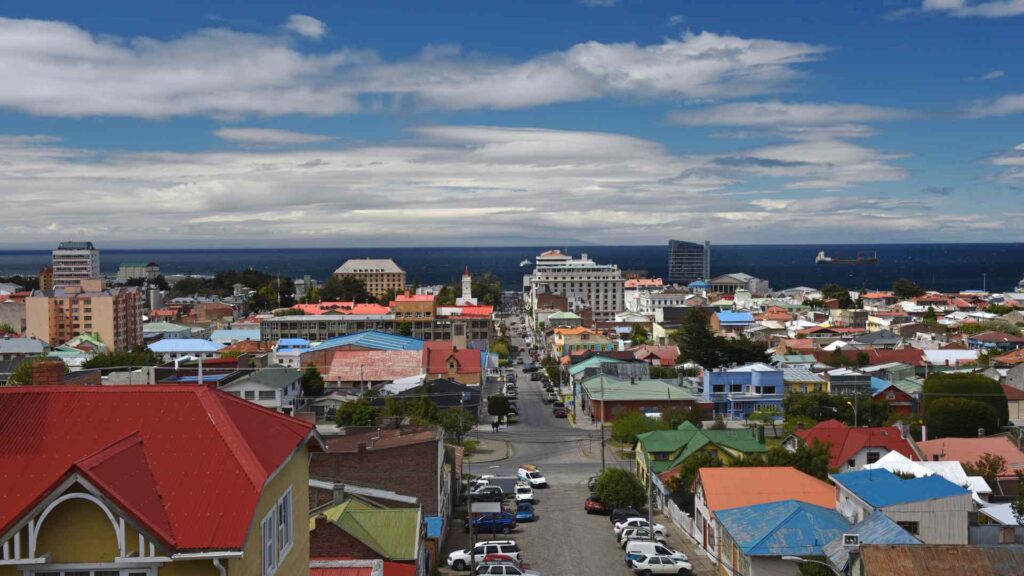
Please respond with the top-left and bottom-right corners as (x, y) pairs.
(1, 1), (1023, 247)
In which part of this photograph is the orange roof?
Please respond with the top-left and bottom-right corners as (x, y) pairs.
(917, 436), (1024, 478)
(862, 292), (894, 299)
(292, 302), (390, 315)
(327, 350), (423, 382)
(221, 339), (275, 354)
(696, 467), (835, 511)
(625, 278), (664, 289)
(554, 327), (594, 336)
(443, 305), (493, 318)
(993, 349), (1024, 365)
(394, 294), (435, 303)
(780, 338), (818, 351)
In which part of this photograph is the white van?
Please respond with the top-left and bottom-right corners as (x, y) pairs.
(625, 541), (688, 566)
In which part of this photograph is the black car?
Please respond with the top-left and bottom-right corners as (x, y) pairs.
(470, 486), (504, 502)
(610, 507), (643, 524)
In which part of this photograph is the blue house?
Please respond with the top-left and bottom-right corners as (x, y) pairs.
(712, 311), (755, 335)
(715, 499), (850, 576)
(702, 363), (784, 420)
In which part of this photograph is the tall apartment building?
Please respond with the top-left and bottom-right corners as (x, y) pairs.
(526, 250), (624, 322)
(116, 261), (160, 282)
(52, 241), (101, 288)
(668, 239), (710, 285)
(26, 278), (143, 351)
(333, 258), (406, 299)
(38, 266), (53, 291)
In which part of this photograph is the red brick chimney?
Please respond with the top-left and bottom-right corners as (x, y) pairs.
(32, 360), (66, 386)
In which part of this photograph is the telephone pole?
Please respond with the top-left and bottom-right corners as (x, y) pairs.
(600, 375), (606, 472)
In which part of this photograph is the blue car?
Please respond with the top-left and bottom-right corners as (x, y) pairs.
(464, 512), (517, 534)
(515, 502), (535, 522)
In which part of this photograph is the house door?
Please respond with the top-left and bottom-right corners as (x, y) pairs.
(702, 518), (707, 549)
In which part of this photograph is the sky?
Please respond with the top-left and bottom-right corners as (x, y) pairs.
(0, 0), (1023, 248)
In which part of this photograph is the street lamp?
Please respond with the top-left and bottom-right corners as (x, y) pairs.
(781, 556), (842, 576)
(846, 399), (858, 428)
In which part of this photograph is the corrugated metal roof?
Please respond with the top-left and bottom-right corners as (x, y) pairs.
(148, 338), (225, 353)
(0, 337), (46, 355)
(831, 469), (969, 508)
(311, 331), (424, 353)
(859, 544), (1024, 576)
(697, 467), (836, 511)
(0, 385), (313, 551)
(823, 511), (921, 570)
(581, 373), (702, 402)
(328, 350), (423, 382)
(233, 367), (302, 390)
(210, 329), (261, 343)
(314, 499), (420, 560)
(716, 499), (849, 557)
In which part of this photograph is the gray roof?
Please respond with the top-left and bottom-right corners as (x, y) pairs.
(334, 258), (404, 274)
(782, 366), (825, 383)
(0, 338), (47, 355)
(854, 330), (903, 345)
(232, 367), (303, 390)
(824, 511), (921, 571)
(56, 241), (96, 250)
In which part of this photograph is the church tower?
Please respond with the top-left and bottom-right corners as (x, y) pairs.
(457, 266), (477, 306)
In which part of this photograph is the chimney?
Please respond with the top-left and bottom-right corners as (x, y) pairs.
(921, 425), (927, 442)
(332, 483), (346, 504)
(32, 360), (66, 386)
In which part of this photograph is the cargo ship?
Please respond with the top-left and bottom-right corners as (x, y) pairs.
(815, 250), (878, 265)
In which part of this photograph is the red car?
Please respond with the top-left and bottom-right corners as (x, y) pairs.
(585, 494), (607, 514)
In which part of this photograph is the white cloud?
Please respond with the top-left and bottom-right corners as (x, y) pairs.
(980, 69), (1005, 80)
(0, 16), (826, 118)
(0, 124), (947, 247)
(284, 14), (327, 39)
(921, 0), (1024, 17)
(214, 128), (334, 144)
(670, 101), (910, 127)
(964, 93), (1024, 117)
(992, 142), (1024, 182)
(667, 15), (685, 26)
(581, 0), (619, 6)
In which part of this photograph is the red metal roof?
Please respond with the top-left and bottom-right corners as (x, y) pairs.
(0, 385), (314, 552)
(811, 348), (925, 367)
(425, 347), (482, 375)
(292, 302), (391, 315)
(327, 350), (423, 382)
(795, 419), (918, 469)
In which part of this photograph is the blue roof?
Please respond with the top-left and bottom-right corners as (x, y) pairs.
(424, 515), (443, 539)
(278, 338), (311, 348)
(716, 311), (754, 324)
(210, 329), (261, 342)
(823, 511), (921, 570)
(309, 330), (424, 353)
(870, 376), (893, 393)
(716, 500), (850, 557)
(148, 339), (225, 353)
(831, 469), (970, 508)
(688, 280), (709, 288)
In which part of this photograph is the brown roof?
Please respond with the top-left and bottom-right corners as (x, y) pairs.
(811, 348), (925, 367)
(324, 427), (441, 453)
(993, 348), (1024, 365)
(917, 436), (1024, 478)
(859, 544), (1024, 576)
(326, 350), (423, 382)
(1002, 384), (1024, 402)
(222, 339), (275, 354)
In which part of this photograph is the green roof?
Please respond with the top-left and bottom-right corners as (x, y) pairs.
(235, 367), (302, 390)
(548, 311), (582, 320)
(892, 377), (923, 395)
(581, 374), (702, 402)
(312, 499), (420, 560)
(568, 356), (624, 377)
(637, 421), (767, 472)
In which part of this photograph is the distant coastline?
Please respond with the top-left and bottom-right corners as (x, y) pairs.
(1, 243), (1022, 293)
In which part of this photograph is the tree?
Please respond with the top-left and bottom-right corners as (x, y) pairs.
(397, 321), (413, 337)
(961, 321), (1022, 337)
(1012, 472), (1024, 526)
(0, 323), (15, 334)
(674, 308), (723, 368)
(335, 398), (380, 426)
(319, 275), (375, 303)
(301, 366), (326, 396)
(611, 411), (660, 444)
(82, 346), (160, 369)
(648, 365), (678, 379)
(659, 406), (701, 429)
(923, 306), (938, 324)
(5, 356), (59, 386)
(922, 373), (1008, 427)
(469, 273), (503, 306)
(925, 398), (998, 438)
(629, 324), (650, 346)
(487, 394), (512, 425)
(964, 453), (1007, 491)
(594, 468), (647, 510)
(438, 408), (477, 443)
(722, 336), (772, 366)
(435, 285), (457, 306)
(820, 284), (854, 309)
(893, 277), (925, 301)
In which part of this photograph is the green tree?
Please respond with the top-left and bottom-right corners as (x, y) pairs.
(648, 365), (678, 379)
(674, 308), (725, 369)
(5, 356), (60, 386)
(335, 398), (380, 426)
(594, 468), (647, 510)
(397, 321), (413, 337)
(0, 323), (14, 334)
(925, 398), (999, 438)
(722, 336), (772, 366)
(820, 284), (854, 309)
(319, 275), (375, 303)
(611, 411), (660, 444)
(961, 321), (1022, 337)
(664, 451), (720, 513)
(892, 277), (925, 301)
(922, 373), (1008, 427)
(1011, 472), (1024, 526)
(923, 306), (938, 324)
(438, 408), (477, 443)
(964, 453), (1008, 491)
(468, 273), (503, 306)
(435, 285), (457, 306)
(301, 366), (326, 396)
(82, 346), (161, 369)
(487, 394), (512, 425)
(629, 324), (650, 346)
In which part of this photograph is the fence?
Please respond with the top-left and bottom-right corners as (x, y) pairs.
(969, 524), (1024, 545)
(664, 499), (696, 543)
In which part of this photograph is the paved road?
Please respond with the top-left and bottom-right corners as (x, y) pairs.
(446, 309), (710, 576)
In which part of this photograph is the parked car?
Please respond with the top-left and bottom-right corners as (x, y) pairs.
(515, 502), (536, 522)
(465, 512), (517, 534)
(625, 542), (688, 567)
(518, 466), (547, 487)
(470, 486), (504, 502)
(447, 540), (521, 571)
(629, 554), (692, 575)
(585, 493), (607, 514)
(514, 484), (535, 503)
(475, 562), (541, 576)
(552, 402), (566, 417)
(508, 402), (519, 416)
(610, 507), (644, 524)
(614, 518), (666, 537)
(543, 391), (558, 403)
(619, 528), (665, 548)
(529, 372), (542, 381)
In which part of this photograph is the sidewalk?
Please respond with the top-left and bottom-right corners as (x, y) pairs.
(655, 510), (716, 576)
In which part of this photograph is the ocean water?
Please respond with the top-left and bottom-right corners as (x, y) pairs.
(0, 244), (1022, 293)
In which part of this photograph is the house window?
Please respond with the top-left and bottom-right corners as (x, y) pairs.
(847, 459), (856, 468)
(896, 521), (919, 535)
(32, 569), (155, 576)
(866, 451), (881, 464)
(244, 391), (256, 400)
(259, 391), (277, 401)
(262, 508), (277, 576)
(278, 487), (294, 560)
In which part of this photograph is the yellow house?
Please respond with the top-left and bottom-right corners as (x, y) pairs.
(0, 385), (319, 576)
(550, 327), (615, 357)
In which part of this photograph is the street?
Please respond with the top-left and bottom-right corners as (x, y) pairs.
(446, 304), (711, 576)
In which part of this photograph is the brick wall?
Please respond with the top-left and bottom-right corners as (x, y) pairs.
(310, 516), (381, 559)
(32, 360), (66, 386)
(309, 441), (439, 515)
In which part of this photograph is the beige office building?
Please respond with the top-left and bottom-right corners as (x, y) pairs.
(333, 258), (406, 299)
(26, 279), (143, 352)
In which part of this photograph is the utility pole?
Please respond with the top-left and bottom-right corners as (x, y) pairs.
(600, 375), (606, 472)
(647, 464), (654, 541)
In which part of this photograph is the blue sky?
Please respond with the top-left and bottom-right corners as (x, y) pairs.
(0, 0), (1022, 248)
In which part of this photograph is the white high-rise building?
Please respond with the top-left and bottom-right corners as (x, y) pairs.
(51, 241), (101, 289)
(525, 250), (624, 322)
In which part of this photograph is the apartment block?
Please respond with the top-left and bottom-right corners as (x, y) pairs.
(116, 260), (160, 282)
(334, 258), (406, 298)
(525, 250), (624, 322)
(51, 241), (101, 288)
(26, 278), (143, 351)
